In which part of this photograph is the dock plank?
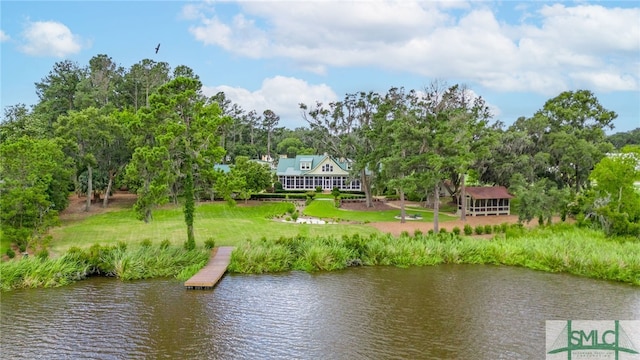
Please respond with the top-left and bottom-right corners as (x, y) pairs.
(184, 246), (234, 289)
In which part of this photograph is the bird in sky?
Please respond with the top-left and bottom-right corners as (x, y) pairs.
(155, 43), (160, 54)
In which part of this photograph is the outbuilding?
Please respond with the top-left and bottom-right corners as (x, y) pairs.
(461, 186), (514, 216)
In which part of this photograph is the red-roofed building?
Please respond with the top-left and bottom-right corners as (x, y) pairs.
(461, 186), (514, 216)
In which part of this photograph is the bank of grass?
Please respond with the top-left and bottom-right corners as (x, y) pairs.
(47, 201), (378, 255)
(0, 242), (210, 291)
(229, 224), (639, 285)
(304, 199), (458, 222)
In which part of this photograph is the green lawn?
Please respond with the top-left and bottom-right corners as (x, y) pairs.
(304, 199), (458, 222)
(47, 201), (379, 255)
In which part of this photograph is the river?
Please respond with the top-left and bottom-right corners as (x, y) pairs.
(1, 264), (638, 359)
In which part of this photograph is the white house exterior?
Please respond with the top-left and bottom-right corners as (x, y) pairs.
(276, 155), (361, 191)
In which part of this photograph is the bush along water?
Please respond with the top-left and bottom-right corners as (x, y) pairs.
(0, 243), (210, 291)
(228, 225), (639, 286)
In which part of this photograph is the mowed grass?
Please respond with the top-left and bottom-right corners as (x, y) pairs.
(48, 201), (379, 255)
(304, 199), (458, 222)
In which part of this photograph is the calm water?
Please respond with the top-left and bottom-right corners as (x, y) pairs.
(1, 265), (638, 359)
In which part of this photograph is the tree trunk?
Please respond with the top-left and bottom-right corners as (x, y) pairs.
(575, 164), (580, 193)
(399, 189), (406, 224)
(460, 173), (466, 221)
(361, 169), (373, 207)
(433, 182), (440, 233)
(103, 171), (114, 208)
(85, 165), (93, 212)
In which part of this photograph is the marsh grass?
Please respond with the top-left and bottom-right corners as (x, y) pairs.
(0, 244), (209, 291)
(228, 225), (639, 285)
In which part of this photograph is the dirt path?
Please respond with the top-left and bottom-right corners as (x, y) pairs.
(340, 199), (548, 237)
(59, 191), (138, 222)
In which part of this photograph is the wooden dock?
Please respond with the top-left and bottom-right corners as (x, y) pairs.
(184, 246), (234, 290)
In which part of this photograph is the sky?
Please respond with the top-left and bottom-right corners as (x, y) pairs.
(1, 0), (639, 133)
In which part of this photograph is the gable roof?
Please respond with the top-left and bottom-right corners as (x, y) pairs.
(465, 186), (514, 199)
(276, 155), (351, 175)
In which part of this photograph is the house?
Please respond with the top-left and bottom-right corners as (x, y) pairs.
(460, 186), (514, 216)
(276, 155), (361, 191)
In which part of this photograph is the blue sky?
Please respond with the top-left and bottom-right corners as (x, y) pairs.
(1, 1), (639, 133)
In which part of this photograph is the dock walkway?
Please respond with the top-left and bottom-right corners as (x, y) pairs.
(184, 246), (234, 289)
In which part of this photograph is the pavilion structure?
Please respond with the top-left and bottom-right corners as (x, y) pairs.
(460, 186), (514, 216)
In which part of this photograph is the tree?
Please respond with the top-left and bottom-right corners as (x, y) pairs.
(74, 54), (123, 111)
(98, 110), (132, 207)
(34, 60), (85, 130)
(230, 156), (273, 203)
(122, 59), (170, 111)
(126, 76), (227, 248)
(276, 137), (306, 158)
(0, 137), (72, 248)
(587, 151), (640, 236)
(55, 107), (115, 211)
(301, 91), (381, 207)
(509, 174), (569, 225)
(535, 90), (616, 191)
(608, 128), (640, 149)
(0, 104), (49, 142)
(262, 109), (279, 159)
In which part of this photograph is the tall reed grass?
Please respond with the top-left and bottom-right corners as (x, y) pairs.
(1, 243), (209, 291)
(228, 225), (639, 285)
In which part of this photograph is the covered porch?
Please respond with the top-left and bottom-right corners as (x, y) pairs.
(460, 186), (514, 216)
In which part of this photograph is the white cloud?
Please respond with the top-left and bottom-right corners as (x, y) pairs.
(203, 76), (338, 128)
(185, 2), (640, 94)
(0, 30), (10, 42)
(19, 21), (84, 57)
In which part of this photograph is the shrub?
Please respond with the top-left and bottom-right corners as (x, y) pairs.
(452, 227), (461, 235)
(414, 229), (423, 237)
(500, 223), (509, 233)
(5, 248), (15, 259)
(141, 239), (152, 247)
(493, 224), (501, 234)
(538, 215), (544, 226)
(315, 186), (323, 193)
(484, 225), (492, 234)
(204, 238), (216, 249)
(291, 211), (299, 221)
(474, 225), (484, 235)
(463, 224), (473, 236)
(400, 231), (410, 237)
(439, 228), (447, 233)
(428, 229), (434, 235)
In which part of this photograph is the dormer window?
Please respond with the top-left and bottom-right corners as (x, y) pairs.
(322, 164), (333, 172)
(345, 162), (352, 170)
(300, 161), (311, 170)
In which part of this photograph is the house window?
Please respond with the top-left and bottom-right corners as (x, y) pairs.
(345, 162), (351, 170)
(322, 164), (333, 172)
(300, 161), (311, 170)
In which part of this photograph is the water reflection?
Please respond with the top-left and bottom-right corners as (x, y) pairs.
(2, 265), (638, 359)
